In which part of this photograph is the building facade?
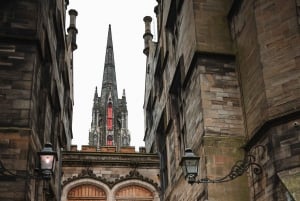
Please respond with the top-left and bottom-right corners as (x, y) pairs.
(61, 146), (160, 201)
(88, 25), (130, 151)
(143, 0), (300, 201)
(0, 0), (77, 200)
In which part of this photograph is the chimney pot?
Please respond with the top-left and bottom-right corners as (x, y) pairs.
(143, 16), (153, 56)
(67, 9), (78, 51)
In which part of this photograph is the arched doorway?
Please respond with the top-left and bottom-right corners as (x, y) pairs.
(115, 185), (154, 201)
(67, 184), (107, 201)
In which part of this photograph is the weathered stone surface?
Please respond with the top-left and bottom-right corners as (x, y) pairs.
(144, 0), (300, 200)
(277, 167), (300, 201)
(231, 0), (300, 137)
(0, 0), (77, 200)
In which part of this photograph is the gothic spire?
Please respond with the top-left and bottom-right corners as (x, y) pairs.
(100, 24), (118, 106)
(89, 24), (130, 148)
(104, 24), (115, 66)
(94, 87), (98, 101)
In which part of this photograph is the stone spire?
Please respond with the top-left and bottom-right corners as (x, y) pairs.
(94, 87), (98, 101)
(88, 24), (130, 150)
(100, 24), (118, 107)
(104, 24), (115, 66)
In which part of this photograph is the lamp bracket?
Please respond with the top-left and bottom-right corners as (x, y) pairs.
(189, 145), (265, 184)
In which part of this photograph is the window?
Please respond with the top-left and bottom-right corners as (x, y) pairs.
(165, 0), (183, 49)
(107, 135), (113, 146)
(146, 92), (154, 132)
(107, 103), (113, 130)
(157, 111), (168, 193)
(67, 184), (106, 201)
(154, 49), (164, 98)
(169, 59), (185, 158)
(115, 185), (154, 201)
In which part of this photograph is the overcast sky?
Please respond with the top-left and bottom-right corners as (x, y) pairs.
(67, 0), (157, 150)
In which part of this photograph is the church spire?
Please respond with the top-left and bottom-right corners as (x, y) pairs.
(100, 24), (118, 106)
(94, 87), (98, 101)
(104, 24), (115, 66)
(89, 24), (130, 150)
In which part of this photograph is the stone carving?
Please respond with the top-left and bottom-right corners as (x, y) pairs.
(62, 168), (160, 191)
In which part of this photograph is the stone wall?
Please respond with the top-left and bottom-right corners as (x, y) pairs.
(229, 1), (300, 199)
(0, 0), (76, 200)
(230, 0), (300, 137)
(143, 0), (300, 200)
(248, 118), (300, 201)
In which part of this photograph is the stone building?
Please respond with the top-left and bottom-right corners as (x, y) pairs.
(61, 25), (161, 201)
(0, 0), (77, 201)
(143, 0), (300, 201)
(61, 146), (160, 201)
(88, 25), (131, 151)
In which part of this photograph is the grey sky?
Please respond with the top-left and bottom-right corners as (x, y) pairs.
(67, 0), (156, 150)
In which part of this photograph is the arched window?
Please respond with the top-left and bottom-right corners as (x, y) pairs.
(107, 102), (113, 130)
(67, 184), (106, 201)
(115, 185), (154, 201)
(107, 135), (113, 146)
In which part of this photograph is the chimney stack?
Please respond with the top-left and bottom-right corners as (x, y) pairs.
(143, 16), (153, 56)
(67, 9), (78, 51)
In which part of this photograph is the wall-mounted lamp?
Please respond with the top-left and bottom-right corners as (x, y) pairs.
(0, 143), (57, 181)
(180, 146), (264, 184)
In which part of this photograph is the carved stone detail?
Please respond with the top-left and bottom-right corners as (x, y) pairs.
(62, 168), (160, 191)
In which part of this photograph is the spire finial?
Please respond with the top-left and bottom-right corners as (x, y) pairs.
(94, 87), (98, 100)
(104, 24), (114, 66)
(122, 89), (126, 97)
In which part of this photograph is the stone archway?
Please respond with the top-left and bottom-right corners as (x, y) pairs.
(67, 184), (107, 201)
